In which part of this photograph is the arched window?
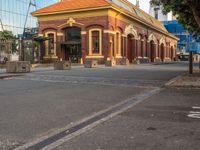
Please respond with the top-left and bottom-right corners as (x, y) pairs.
(92, 31), (100, 54)
(89, 29), (102, 55)
(64, 27), (81, 41)
(48, 33), (55, 55)
(45, 31), (56, 56)
(116, 31), (121, 56)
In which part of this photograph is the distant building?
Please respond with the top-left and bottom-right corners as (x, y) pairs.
(149, 3), (174, 21)
(32, 0), (178, 64)
(163, 20), (200, 53)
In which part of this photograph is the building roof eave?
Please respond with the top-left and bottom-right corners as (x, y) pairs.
(110, 6), (178, 41)
(31, 6), (111, 17)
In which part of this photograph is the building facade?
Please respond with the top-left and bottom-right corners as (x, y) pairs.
(32, 0), (178, 64)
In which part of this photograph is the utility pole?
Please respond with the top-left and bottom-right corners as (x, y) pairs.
(0, 19), (4, 31)
(20, 0), (36, 61)
(189, 51), (193, 74)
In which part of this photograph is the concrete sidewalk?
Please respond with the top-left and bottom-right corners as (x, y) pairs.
(166, 70), (200, 88)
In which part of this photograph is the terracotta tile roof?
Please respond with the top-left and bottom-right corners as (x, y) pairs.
(32, 0), (111, 15)
(32, 0), (173, 36)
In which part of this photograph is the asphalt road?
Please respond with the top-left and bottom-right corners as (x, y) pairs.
(55, 88), (200, 150)
(0, 62), (197, 150)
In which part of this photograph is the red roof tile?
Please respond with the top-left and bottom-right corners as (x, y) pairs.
(32, 0), (110, 15)
(32, 0), (174, 36)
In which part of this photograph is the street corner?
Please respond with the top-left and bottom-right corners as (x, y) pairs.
(165, 71), (200, 89)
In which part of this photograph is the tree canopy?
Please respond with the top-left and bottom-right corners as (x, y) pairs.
(150, 0), (200, 38)
(0, 30), (15, 40)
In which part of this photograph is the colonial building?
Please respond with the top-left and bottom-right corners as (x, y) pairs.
(32, 0), (178, 64)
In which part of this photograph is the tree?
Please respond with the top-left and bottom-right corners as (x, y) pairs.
(0, 30), (17, 54)
(150, 0), (200, 38)
(151, 0), (200, 74)
(0, 30), (15, 40)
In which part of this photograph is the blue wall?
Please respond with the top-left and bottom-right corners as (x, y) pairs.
(163, 20), (200, 53)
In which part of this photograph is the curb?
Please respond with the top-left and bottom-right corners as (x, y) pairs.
(165, 72), (200, 88)
(165, 75), (183, 86)
(0, 74), (23, 80)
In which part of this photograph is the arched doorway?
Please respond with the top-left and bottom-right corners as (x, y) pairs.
(150, 40), (155, 62)
(161, 43), (165, 62)
(127, 34), (135, 63)
(61, 27), (81, 63)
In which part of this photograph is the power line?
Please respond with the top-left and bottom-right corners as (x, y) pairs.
(0, 0), (56, 36)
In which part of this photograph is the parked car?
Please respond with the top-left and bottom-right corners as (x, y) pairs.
(178, 54), (189, 61)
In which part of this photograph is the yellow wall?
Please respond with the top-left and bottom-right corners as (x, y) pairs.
(37, 9), (109, 22)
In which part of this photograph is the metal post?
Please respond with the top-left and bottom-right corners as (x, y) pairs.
(198, 55), (200, 70)
(189, 51), (193, 74)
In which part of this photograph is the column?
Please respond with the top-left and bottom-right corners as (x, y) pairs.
(81, 33), (87, 61)
(147, 41), (150, 58)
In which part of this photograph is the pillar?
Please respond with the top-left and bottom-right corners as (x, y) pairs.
(81, 33), (87, 61)
(147, 41), (150, 58)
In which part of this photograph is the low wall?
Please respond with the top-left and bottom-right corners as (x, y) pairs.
(54, 61), (71, 70)
(6, 61), (31, 73)
(84, 60), (98, 68)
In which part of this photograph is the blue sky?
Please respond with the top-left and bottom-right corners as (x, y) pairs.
(0, 0), (57, 35)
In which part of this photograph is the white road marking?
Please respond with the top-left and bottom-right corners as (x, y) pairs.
(189, 111), (200, 114)
(188, 107), (200, 119)
(192, 106), (200, 109)
(188, 114), (200, 119)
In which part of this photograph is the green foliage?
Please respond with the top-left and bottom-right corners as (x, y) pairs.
(150, 0), (200, 36)
(0, 30), (15, 40)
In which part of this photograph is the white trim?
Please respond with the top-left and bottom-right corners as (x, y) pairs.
(86, 55), (104, 59)
(115, 31), (122, 56)
(159, 37), (166, 46)
(57, 32), (63, 36)
(81, 31), (87, 35)
(124, 24), (138, 39)
(45, 31), (57, 57)
(115, 55), (123, 58)
(148, 33), (157, 44)
(104, 30), (116, 34)
(43, 55), (58, 59)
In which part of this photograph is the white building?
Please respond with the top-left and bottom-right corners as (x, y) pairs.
(149, 4), (173, 21)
